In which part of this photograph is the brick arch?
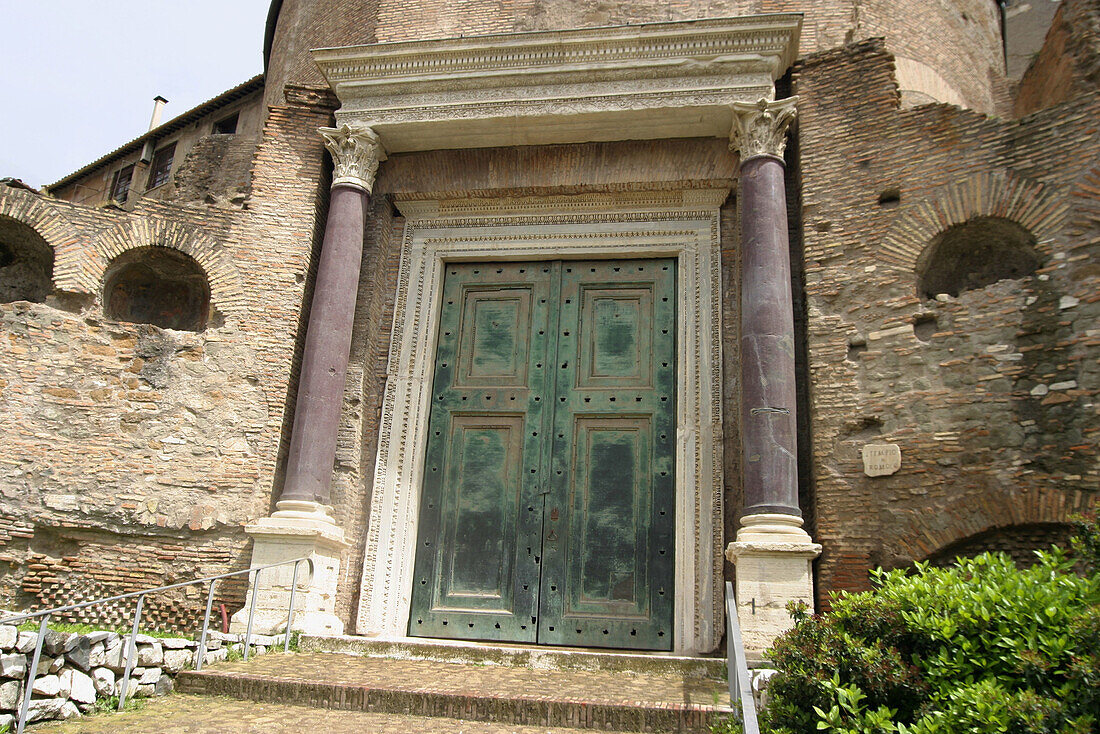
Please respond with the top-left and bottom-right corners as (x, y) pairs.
(891, 487), (1096, 563)
(0, 192), (90, 294)
(877, 172), (1068, 273)
(94, 218), (246, 320)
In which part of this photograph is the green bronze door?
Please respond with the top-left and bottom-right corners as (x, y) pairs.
(409, 259), (676, 650)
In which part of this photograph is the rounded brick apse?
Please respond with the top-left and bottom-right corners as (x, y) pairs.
(926, 522), (1075, 568)
(263, 0), (1004, 112)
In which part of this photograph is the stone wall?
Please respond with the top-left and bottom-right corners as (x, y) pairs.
(791, 37), (1099, 602)
(0, 86), (338, 629)
(0, 622), (283, 727)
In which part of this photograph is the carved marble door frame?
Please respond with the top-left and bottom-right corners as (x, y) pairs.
(355, 190), (727, 654)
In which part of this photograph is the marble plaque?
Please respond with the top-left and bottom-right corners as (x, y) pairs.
(862, 444), (901, 477)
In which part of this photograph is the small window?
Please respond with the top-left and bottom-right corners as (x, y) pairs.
(109, 164), (135, 203)
(212, 112), (239, 135)
(146, 143), (176, 190)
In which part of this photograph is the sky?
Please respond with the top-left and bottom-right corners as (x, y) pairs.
(0, 1), (272, 189)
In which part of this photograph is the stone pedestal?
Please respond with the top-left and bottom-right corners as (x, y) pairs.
(725, 514), (821, 660)
(230, 500), (348, 636)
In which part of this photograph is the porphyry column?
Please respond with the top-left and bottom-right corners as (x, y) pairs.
(232, 123), (386, 636)
(725, 98), (820, 659)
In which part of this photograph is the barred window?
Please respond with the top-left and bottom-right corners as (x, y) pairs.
(146, 143), (176, 190)
(109, 164), (134, 203)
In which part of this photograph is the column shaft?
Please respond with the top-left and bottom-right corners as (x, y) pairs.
(740, 156), (800, 517)
(281, 184), (368, 503)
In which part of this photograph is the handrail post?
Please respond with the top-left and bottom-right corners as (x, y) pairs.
(195, 579), (217, 671)
(16, 612), (50, 734)
(285, 560), (301, 653)
(118, 593), (145, 711)
(243, 568), (259, 661)
(727, 581), (760, 734)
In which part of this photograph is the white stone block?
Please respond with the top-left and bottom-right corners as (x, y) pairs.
(91, 667), (115, 697)
(0, 654), (26, 679)
(33, 674), (61, 697)
(0, 679), (20, 711)
(59, 700), (81, 720)
(136, 642), (163, 667)
(138, 667), (161, 685)
(0, 626), (16, 651)
(26, 697), (67, 723)
(64, 668), (96, 705)
(162, 649), (192, 674)
(15, 631), (38, 654)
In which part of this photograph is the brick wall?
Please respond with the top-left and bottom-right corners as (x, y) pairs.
(792, 38), (1099, 603)
(1016, 0), (1100, 117)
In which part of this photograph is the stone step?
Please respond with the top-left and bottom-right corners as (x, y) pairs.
(175, 652), (734, 732)
(300, 634), (726, 680)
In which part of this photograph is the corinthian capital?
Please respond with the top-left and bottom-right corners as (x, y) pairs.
(729, 97), (799, 163)
(319, 123), (387, 193)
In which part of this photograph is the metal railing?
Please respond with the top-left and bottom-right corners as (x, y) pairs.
(0, 556), (311, 734)
(726, 581), (760, 734)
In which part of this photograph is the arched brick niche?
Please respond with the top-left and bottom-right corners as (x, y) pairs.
(0, 192), (87, 297)
(103, 247), (211, 332)
(0, 216), (54, 303)
(925, 522), (1073, 568)
(890, 487), (1095, 568)
(94, 218), (246, 326)
(878, 173), (1066, 290)
(915, 216), (1042, 300)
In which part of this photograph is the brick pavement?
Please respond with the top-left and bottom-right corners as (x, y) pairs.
(184, 652), (727, 707)
(174, 652), (731, 731)
(29, 694), (636, 733)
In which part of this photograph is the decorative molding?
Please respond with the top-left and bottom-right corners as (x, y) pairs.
(878, 172), (1067, 273)
(319, 124), (387, 193)
(729, 97), (799, 163)
(313, 16), (801, 153)
(355, 190), (728, 654)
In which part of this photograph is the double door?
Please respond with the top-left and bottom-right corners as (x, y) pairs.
(408, 259), (676, 650)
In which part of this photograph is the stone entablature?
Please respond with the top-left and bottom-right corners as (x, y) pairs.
(312, 15), (802, 153)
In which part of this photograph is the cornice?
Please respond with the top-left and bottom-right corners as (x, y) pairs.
(312, 14), (802, 153)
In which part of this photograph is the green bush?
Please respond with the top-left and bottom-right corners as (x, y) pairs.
(761, 514), (1100, 734)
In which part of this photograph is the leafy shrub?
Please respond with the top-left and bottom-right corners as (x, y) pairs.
(761, 514), (1100, 734)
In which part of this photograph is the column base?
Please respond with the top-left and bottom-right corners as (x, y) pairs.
(725, 514), (821, 660)
(230, 500), (349, 636)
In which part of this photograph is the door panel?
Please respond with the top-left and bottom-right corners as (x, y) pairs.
(539, 259), (676, 650)
(411, 259), (675, 650)
(439, 414), (525, 608)
(571, 417), (650, 614)
(409, 265), (553, 643)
